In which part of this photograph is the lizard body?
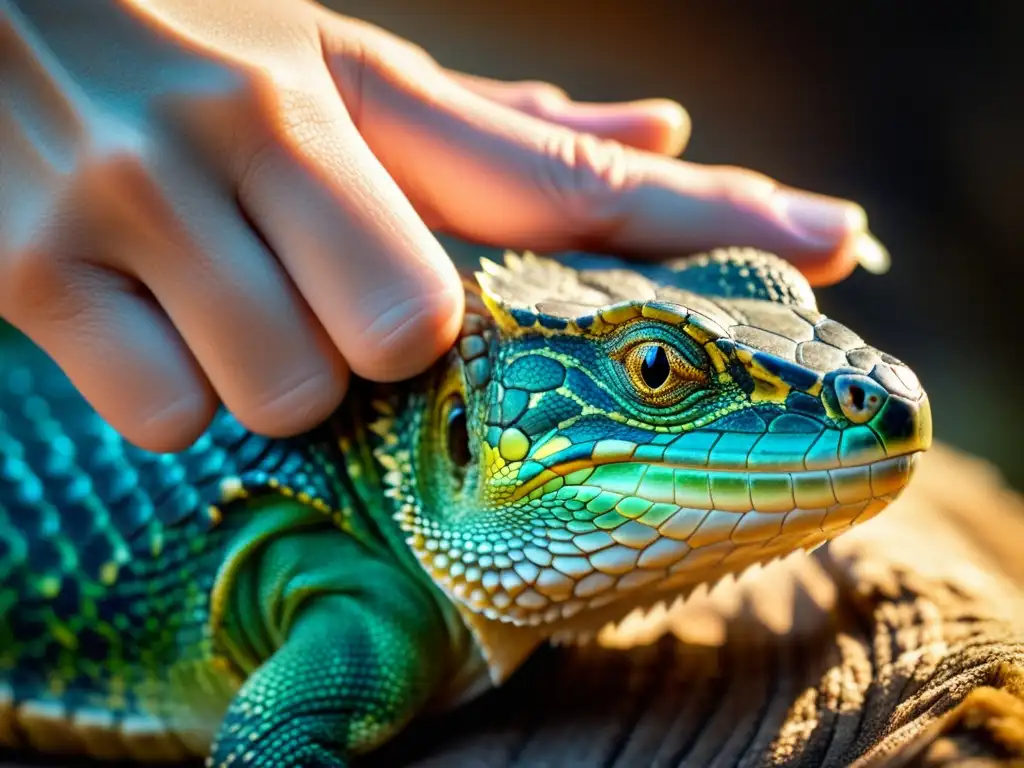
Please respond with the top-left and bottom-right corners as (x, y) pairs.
(0, 248), (932, 765)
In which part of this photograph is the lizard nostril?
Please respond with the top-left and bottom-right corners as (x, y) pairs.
(849, 384), (866, 411)
(835, 374), (887, 424)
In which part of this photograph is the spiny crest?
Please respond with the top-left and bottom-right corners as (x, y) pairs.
(652, 247), (818, 311)
(371, 395), (421, 512)
(368, 397), (399, 447)
(474, 251), (729, 344)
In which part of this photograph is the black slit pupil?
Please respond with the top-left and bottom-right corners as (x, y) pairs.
(446, 397), (472, 467)
(640, 345), (670, 389)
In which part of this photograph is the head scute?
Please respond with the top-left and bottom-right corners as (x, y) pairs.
(475, 251), (607, 336)
(475, 251), (729, 343)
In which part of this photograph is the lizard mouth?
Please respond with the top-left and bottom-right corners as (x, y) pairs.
(506, 450), (919, 513)
(410, 450), (923, 631)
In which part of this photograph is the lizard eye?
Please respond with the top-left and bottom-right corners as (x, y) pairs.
(620, 341), (706, 405)
(444, 394), (472, 467)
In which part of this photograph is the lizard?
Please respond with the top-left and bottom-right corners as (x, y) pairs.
(0, 246), (932, 766)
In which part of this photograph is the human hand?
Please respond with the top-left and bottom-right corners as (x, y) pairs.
(0, 0), (885, 452)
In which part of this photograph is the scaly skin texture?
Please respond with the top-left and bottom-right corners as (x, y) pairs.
(0, 248), (932, 766)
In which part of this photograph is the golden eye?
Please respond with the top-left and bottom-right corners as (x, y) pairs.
(621, 342), (705, 404)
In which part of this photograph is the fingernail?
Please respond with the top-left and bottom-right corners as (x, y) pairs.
(625, 98), (690, 153)
(775, 190), (868, 244)
(852, 231), (892, 275)
(631, 98), (688, 126)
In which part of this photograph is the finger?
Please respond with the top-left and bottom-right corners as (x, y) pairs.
(231, 76), (464, 383)
(104, 165), (350, 440)
(448, 72), (691, 156)
(1, 261), (215, 453)
(332, 53), (870, 286)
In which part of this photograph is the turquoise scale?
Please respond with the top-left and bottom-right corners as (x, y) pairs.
(0, 335), (348, 723)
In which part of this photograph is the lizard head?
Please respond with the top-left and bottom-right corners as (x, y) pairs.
(373, 249), (932, 641)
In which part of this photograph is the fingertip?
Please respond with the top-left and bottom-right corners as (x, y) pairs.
(346, 286), (464, 382)
(230, 363), (351, 439)
(635, 98), (691, 156)
(795, 244), (859, 286)
(802, 228), (891, 285)
(766, 189), (893, 285)
(111, 388), (218, 455)
(557, 98), (691, 156)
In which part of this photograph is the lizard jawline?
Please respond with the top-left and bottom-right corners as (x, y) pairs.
(404, 452), (922, 634)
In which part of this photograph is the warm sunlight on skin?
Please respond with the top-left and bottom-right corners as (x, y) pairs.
(1, 0), (881, 454)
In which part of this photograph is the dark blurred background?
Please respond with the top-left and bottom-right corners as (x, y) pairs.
(329, 0), (1023, 489)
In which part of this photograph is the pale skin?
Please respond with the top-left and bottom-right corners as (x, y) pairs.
(0, 0), (884, 453)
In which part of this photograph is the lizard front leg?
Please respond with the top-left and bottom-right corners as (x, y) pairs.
(210, 594), (436, 767)
(208, 523), (455, 767)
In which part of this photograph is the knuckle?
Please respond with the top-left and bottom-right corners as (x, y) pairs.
(233, 65), (282, 114)
(1, 246), (78, 324)
(72, 120), (158, 196)
(707, 165), (778, 208)
(540, 131), (635, 234)
(332, 20), (437, 84)
(515, 81), (569, 113)
(0, 180), (138, 328)
(347, 19), (438, 73)
(234, 86), (339, 191)
(88, 143), (151, 182)
(329, 23), (447, 120)
(225, 69), (315, 185)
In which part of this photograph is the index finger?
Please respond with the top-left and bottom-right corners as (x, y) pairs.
(232, 77), (464, 383)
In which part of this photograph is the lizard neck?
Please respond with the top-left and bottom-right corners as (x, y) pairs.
(324, 380), (424, 577)
(325, 380), (491, 704)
